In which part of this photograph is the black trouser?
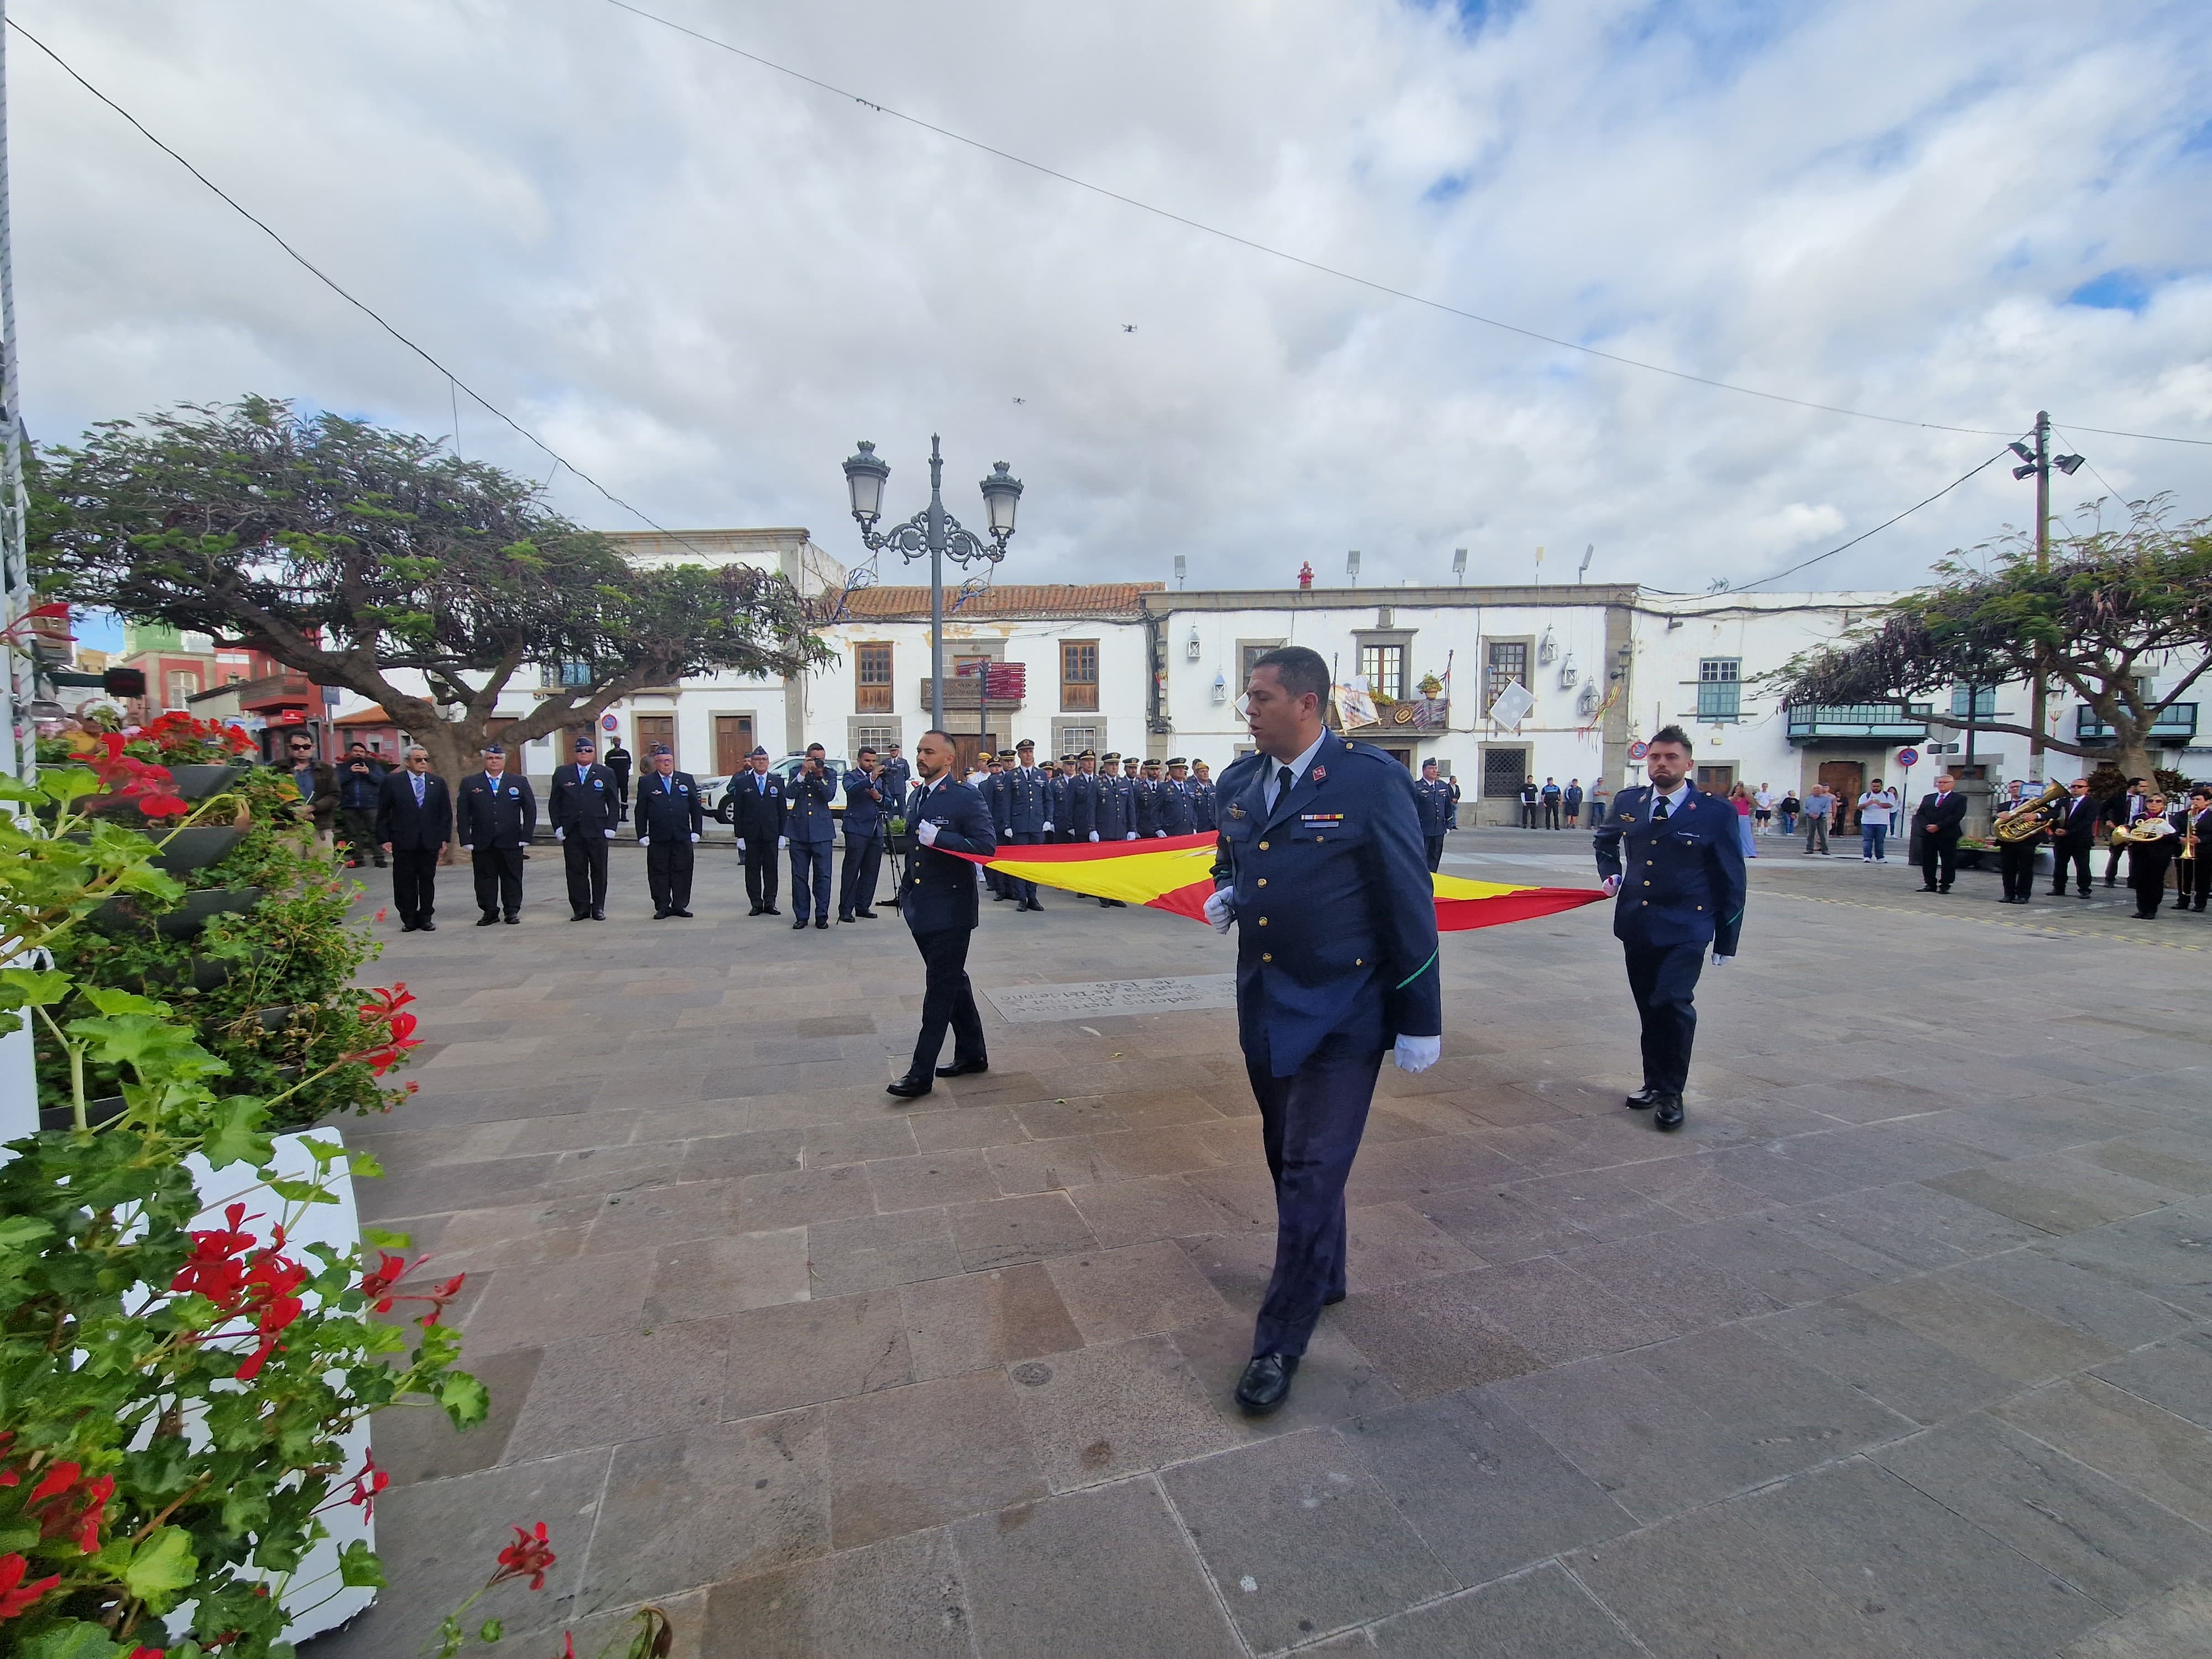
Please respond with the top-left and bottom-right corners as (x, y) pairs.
(646, 838), (693, 912)
(2130, 846), (2175, 917)
(338, 807), (383, 866)
(1423, 834), (1445, 872)
(472, 845), (524, 917)
(907, 926), (984, 1078)
(609, 771), (630, 818)
(2105, 841), (2126, 884)
(562, 833), (609, 914)
(1999, 840), (2038, 900)
(1543, 801), (1561, 829)
(1521, 802), (1537, 827)
(1624, 940), (1704, 1097)
(2052, 843), (2092, 894)
(1245, 1027), (1383, 1359)
(2182, 853), (2210, 910)
(790, 839), (833, 921)
(741, 839), (779, 910)
(390, 847), (439, 926)
(838, 830), (884, 918)
(1004, 830), (1041, 904)
(1920, 833), (1959, 890)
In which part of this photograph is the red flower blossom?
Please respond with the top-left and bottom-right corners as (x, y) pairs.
(491, 1522), (556, 1592)
(24, 1464), (112, 1554)
(357, 1254), (466, 1326)
(86, 733), (192, 818)
(0, 1553), (60, 1621)
(171, 1203), (260, 1310)
(373, 907), (388, 923)
(343, 984), (422, 1076)
(130, 1648), (166, 1658)
(170, 1206), (310, 1378)
(358, 984), (416, 1020)
(343, 1452), (390, 1520)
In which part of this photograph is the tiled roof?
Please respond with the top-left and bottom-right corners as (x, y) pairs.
(832, 583), (1161, 622)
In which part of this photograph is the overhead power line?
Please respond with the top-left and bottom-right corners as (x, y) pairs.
(1728, 446), (2017, 593)
(6, 17), (709, 550)
(606, 0), (2212, 448)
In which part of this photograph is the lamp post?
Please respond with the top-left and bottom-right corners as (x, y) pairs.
(842, 435), (1021, 734)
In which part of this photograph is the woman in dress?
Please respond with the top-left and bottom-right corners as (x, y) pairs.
(1730, 782), (1758, 858)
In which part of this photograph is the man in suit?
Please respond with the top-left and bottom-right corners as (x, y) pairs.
(878, 743), (911, 811)
(887, 728), (997, 1098)
(1995, 780), (2043, 905)
(1207, 646), (1441, 1415)
(729, 747), (785, 915)
(2048, 776), (2101, 896)
(1914, 773), (1969, 893)
(602, 738), (633, 821)
(634, 743), (703, 917)
(374, 745), (450, 931)
(786, 749), (838, 930)
(2180, 786), (2212, 914)
(455, 743), (536, 926)
(1593, 724), (1746, 1134)
(837, 747), (889, 924)
(1001, 738), (1050, 911)
(336, 743), (388, 869)
(549, 734), (619, 920)
(1412, 757), (1454, 870)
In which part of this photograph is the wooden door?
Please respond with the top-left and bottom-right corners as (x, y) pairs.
(1696, 764), (1735, 794)
(952, 733), (996, 776)
(635, 715), (676, 764)
(1383, 746), (1414, 770)
(1818, 760), (1863, 828)
(714, 714), (754, 776)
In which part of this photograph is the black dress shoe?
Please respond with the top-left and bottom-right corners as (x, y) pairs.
(1099, 898), (1113, 909)
(815, 917), (830, 930)
(672, 908), (693, 918)
(1654, 1094), (1685, 1131)
(748, 905), (765, 916)
(503, 914), (521, 925)
(1323, 1291), (1347, 1306)
(885, 1074), (933, 1099)
(792, 917), (808, 930)
(855, 910), (879, 919)
(571, 911), (591, 921)
(935, 1057), (989, 1078)
(419, 920), (436, 932)
(1918, 884), (1939, 893)
(764, 906), (782, 915)
(837, 914), (854, 924)
(1234, 1353), (1299, 1415)
(993, 893), (1011, 902)
(654, 909), (672, 919)
(475, 914), (499, 927)
(1625, 1085), (1660, 1109)
(592, 908), (604, 920)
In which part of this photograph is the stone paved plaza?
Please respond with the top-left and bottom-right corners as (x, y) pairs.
(305, 828), (2212, 1658)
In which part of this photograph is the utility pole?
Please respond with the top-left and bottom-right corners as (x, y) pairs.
(2010, 411), (2083, 774)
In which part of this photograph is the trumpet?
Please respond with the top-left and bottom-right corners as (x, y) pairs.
(1993, 780), (2068, 844)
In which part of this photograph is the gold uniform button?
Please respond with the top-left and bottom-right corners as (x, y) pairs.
(1354, 957), (1363, 966)
(1261, 952), (1272, 962)
(1695, 904), (1703, 911)
(1640, 899), (1648, 906)
(1257, 878), (1267, 886)
(1258, 840), (1269, 851)
(1642, 880), (1650, 886)
(1257, 916), (1268, 926)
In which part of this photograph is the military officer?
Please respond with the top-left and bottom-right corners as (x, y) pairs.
(633, 744), (703, 917)
(837, 747), (889, 923)
(1412, 757), (1454, 871)
(886, 728), (997, 1098)
(878, 742), (911, 809)
(456, 743), (536, 926)
(1207, 646), (1441, 1415)
(1162, 758), (1199, 836)
(1592, 724), (1746, 1131)
(786, 749), (838, 929)
(549, 734), (619, 920)
(1191, 760), (1218, 833)
(729, 747), (785, 916)
(1133, 757), (1165, 838)
(1002, 738), (1050, 911)
(1092, 752), (1131, 906)
(1067, 750), (1102, 845)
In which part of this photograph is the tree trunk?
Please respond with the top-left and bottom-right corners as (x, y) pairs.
(2114, 739), (2157, 787)
(413, 719), (477, 867)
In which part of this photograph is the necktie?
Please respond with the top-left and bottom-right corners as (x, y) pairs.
(1652, 796), (1671, 823)
(1275, 765), (1293, 809)
(412, 774), (425, 807)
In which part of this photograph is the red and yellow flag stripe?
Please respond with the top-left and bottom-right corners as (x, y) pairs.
(946, 833), (1604, 930)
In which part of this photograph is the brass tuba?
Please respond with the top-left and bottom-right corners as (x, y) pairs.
(1992, 780), (2068, 844)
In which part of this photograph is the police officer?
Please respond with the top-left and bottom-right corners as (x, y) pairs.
(456, 743), (536, 926)
(1413, 757), (1454, 871)
(729, 747), (785, 915)
(786, 748), (838, 929)
(1592, 724), (1746, 1132)
(1091, 752), (1130, 907)
(1161, 758), (1198, 836)
(1003, 738), (1050, 911)
(886, 728), (997, 1099)
(837, 747), (888, 923)
(550, 734), (619, 920)
(634, 744), (703, 918)
(1207, 646), (1440, 1415)
(1191, 760), (1218, 833)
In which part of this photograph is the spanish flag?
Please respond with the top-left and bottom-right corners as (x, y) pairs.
(949, 834), (1604, 930)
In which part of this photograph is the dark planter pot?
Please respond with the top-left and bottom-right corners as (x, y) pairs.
(1954, 847), (1988, 870)
(152, 826), (246, 874)
(168, 763), (253, 801)
(88, 886), (264, 939)
(251, 1004), (300, 1033)
(887, 833), (915, 857)
(39, 1095), (128, 1133)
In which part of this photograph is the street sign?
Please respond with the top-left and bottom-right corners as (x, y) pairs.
(1627, 739), (1649, 761)
(601, 713), (619, 732)
(1896, 747), (1919, 769)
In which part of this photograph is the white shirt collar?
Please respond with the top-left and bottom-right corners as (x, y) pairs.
(1650, 780), (1689, 811)
(1265, 730), (1329, 800)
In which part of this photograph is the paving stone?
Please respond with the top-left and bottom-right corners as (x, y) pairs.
(1160, 1428), (1454, 1651)
(1953, 1250), (2195, 1349)
(1873, 1414), (2212, 1611)
(582, 1409), (831, 1606)
(733, 1164), (876, 1231)
(1353, 1562), (1647, 1657)
(698, 1527), (975, 1658)
(1554, 1238), (1783, 1333)
(1927, 1163), (2182, 1235)
(418, 1192), (601, 1271)
(1601, 1152), (1773, 1220)
(1854, 1272), (2123, 1385)
(371, 1345), (541, 1487)
(863, 1147), (1006, 1213)
(805, 1209), (963, 1298)
(648, 1229), (811, 1322)
(1171, 1310), (1404, 1435)
(907, 1102), (1030, 1152)
(896, 1264), (1084, 1382)
(950, 1480), (1242, 1658)
(1347, 1389), (1636, 1582)
(1750, 1297), (2018, 1426)
(724, 1290), (912, 1417)
(801, 1117), (921, 1167)
(1631, 1324), (1916, 1476)
(984, 1136), (1114, 1195)
(948, 1191), (1099, 1270)
(1999, 1378), (2212, 1528)
(1006, 1333), (1240, 1489)
(505, 1318), (730, 1459)
(1413, 1182), (1591, 1262)
(1328, 1273), (1545, 1401)
(1447, 1256), (1678, 1364)
(1780, 1181), (2047, 1270)
(2091, 1331), (2212, 1430)
(457, 1247), (654, 1355)
(2048, 1199), (2212, 1316)
(2059, 1578), (2212, 1657)
(1668, 1213), (1881, 1306)
(1042, 1239), (1234, 1343)
(680, 1128), (807, 1182)
(1343, 1133), (1529, 1202)
(825, 1370), (1047, 1547)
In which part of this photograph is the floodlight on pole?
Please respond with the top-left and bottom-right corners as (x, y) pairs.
(1451, 547), (1467, 585)
(1345, 549), (1361, 588)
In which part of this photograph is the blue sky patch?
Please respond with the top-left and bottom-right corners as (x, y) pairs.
(2067, 269), (2157, 312)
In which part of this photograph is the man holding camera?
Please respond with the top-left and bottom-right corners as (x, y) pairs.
(336, 743), (388, 868)
(787, 746), (838, 930)
(838, 748), (888, 923)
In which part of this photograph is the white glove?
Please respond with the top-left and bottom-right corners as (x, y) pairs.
(1156, 830), (1166, 838)
(604, 829), (615, 839)
(554, 827), (566, 842)
(1393, 1034), (1442, 1074)
(460, 844), (473, 853)
(1203, 888), (1235, 933)
(1042, 821), (1053, 832)
(638, 835), (650, 846)
(1712, 953), (1733, 968)
(1124, 832), (1138, 842)
(778, 837), (788, 850)
(1601, 875), (1621, 896)
(690, 833), (700, 843)
(1089, 831), (1099, 842)
(737, 837), (747, 851)
(917, 819), (941, 847)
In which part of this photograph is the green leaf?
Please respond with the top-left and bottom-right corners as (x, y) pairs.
(0, 967), (72, 1009)
(18, 1622), (130, 1659)
(361, 1227), (413, 1249)
(337, 1538), (386, 1588)
(265, 1177), (337, 1204)
(0, 1214), (55, 1253)
(123, 1525), (199, 1612)
(439, 1370), (489, 1429)
(201, 1094), (274, 1169)
(77, 985), (171, 1018)
(476, 1619), (504, 1642)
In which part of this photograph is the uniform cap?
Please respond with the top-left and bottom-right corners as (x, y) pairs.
(1167, 757), (1187, 767)
(650, 744), (672, 756)
(1016, 738), (1035, 750)
(573, 737), (596, 751)
(1099, 751), (1118, 761)
(749, 746), (770, 758)
(1078, 748), (1098, 759)
(481, 743), (504, 756)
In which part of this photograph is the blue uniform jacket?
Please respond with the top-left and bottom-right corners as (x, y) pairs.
(1191, 780), (1217, 833)
(1592, 783), (1746, 955)
(729, 769), (784, 843)
(549, 762), (618, 835)
(1004, 766), (1051, 834)
(786, 769), (838, 845)
(1412, 777), (1454, 836)
(878, 757), (910, 806)
(1133, 777), (1163, 837)
(456, 771), (536, 848)
(1161, 780), (1198, 837)
(1211, 731), (1442, 1076)
(1064, 773), (1099, 838)
(635, 769), (704, 840)
(900, 779), (998, 933)
(1095, 774), (1130, 839)
(843, 769), (887, 836)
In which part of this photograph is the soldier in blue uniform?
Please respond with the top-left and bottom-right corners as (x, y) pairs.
(1592, 724), (1746, 1131)
(1089, 752), (1130, 906)
(634, 744), (704, 917)
(1191, 760), (1218, 833)
(878, 743), (911, 809)
(1412, 757), (1455, 871)
(786, 750), (838, 929)
(837, 747), (889, 924)
(549, 734), (620, 920)
(1208, 646), (1441, 1414)
(887, 728), (998, 1098)
(1000, 738), (1050, 911)
(1161, 758), (1198, 836)
(1065, 750), (1100, 844)
(456, 744), (536, 926)
(1133, 758), (1164, 838)
(729, 747), (785, 916)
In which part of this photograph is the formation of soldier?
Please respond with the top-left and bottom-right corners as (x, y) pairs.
(964, 744), (1220, 912)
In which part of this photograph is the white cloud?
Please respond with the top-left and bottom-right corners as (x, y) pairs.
(11, 0), (2211, 596)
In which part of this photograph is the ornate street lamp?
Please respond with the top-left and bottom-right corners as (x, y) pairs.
(842, 435), (1021, 733)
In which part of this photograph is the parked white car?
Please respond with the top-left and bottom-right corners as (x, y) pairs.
(700, 754), (852, 824)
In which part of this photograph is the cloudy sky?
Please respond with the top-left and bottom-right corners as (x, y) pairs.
(12, 0), (2211, 611)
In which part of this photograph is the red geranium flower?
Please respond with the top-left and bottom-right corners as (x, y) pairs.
(0, 1553), (60, 1622)
(24, 1464), (112, 1554)
(491, 1522), (556, 1592)
(343, 1452), (390, 1520)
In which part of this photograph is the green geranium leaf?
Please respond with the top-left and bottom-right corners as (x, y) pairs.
(201, 1095), (275, 1170)
(439, 1370), (489, 1429)
(0, 1214), (55, 1253)
(18, 1622), (131, 1659)
(77, 985), (171, 1018)
(123, 1525), (199, 1612)
(338, 1538), (386, 1588)
(0, 967), (72, 1008)
(477, 1618), (504, 1642)
(361, 1227), (412, 1249)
